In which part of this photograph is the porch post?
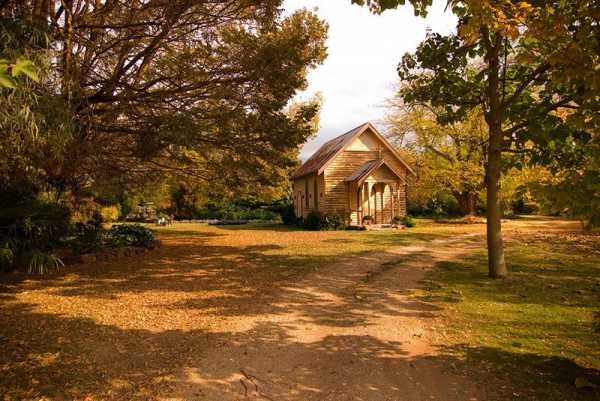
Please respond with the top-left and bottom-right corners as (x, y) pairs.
(366, 182), (370, 218)
(391, 184), (395, 220)
(357, 186), (361, 225)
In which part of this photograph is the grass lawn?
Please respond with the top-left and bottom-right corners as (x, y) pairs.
(423, 229), (600, 400)
(1, 217), (596, 400)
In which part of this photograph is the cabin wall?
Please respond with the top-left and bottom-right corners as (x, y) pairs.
(323, 150), (409, 224)
(293, 173), (321, 219)
(322, 150), (378, 214)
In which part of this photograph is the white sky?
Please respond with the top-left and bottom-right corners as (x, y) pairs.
(282, 0), (457, 160)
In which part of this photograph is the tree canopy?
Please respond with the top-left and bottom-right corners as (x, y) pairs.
(353, 0), (599, 277)
(0, 0), (328, 199)
(385, 96), (486, 216)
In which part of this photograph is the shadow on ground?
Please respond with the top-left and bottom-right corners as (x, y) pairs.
(0, 224), (597, 401)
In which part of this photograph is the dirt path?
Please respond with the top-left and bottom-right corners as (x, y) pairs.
(169, 234), (485, 401)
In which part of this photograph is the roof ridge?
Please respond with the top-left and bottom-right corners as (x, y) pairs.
(292, 121), (409, 180)
(320, 121), (370, 146)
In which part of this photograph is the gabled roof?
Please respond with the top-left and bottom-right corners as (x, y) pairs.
(345, 159), (381, 182)
(291, 122), (414, 180)
(344, 159), (407, 186)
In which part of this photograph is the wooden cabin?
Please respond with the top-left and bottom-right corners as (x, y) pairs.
(291, 122), (414, 226)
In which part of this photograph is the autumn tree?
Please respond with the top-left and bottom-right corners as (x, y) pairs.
(0, 1), (328, 200)
(352, 0), (599, 277)
(385, 95), (486, 216)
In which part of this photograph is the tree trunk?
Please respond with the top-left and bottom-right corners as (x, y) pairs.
(486, 126), (507, 278)
(483, 29), (507, 278)
(454, 191), (477, 216)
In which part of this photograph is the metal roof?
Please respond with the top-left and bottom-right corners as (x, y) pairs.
(291, 122), (414, 180)
(291, 123), (368, 180)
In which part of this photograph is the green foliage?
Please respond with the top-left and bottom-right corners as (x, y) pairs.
(385, 103), (485, 216)
(108, 224), (156, 249)
(357, 0), (599, 275)
(0, 192), (70, 272)
(322, 210), (351, 230)
(0, 245), (14, 268)
(401, 215), (416, 228)
(271, 200), (297, 226)
(301, 210), (350, 231)
(0, 56), (39, 88)
(1, 2), (328, 201)
(527, 131), (600, 228)
(70, 213), (104, 255)
(27, 250), (63, 275)
(193, 206), (279, 222)
(303, 211), (323, 231)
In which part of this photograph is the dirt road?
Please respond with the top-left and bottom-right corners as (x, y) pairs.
(169, 235), (485, 401)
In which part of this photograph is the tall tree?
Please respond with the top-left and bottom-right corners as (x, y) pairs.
(385, 95), (486, 216)
(1, 1), (328, 199)
(352, 0), (599, 277)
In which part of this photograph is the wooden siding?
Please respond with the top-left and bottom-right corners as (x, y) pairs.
(323, 150), (378, 214)
(322, 149), (408, 219)
(293, 173), (319, 218)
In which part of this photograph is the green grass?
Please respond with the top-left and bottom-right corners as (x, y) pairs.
(424, 238), (600, 400)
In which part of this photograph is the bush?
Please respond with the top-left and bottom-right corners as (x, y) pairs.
(27, 250), (64, 274)
(0, 194), (71, 272)
(194, 206), (280, 221)
(70, 212), (105, 254)
(401, 215), (416, 228)
(302, 210), (350, 231)
(108, 224), (156, 248)
(323, 210), (350, 230)
(100, 205), (120, 222)
(71, 222), (104, 254)
(271, 200), (297, 225)
(303, 210), (323, 230)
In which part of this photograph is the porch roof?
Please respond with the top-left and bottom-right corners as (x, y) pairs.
(344, 159), (405, 186)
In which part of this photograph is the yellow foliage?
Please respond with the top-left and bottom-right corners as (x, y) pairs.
(100, 206), (120, 223)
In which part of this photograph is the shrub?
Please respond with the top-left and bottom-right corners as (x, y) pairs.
(71, 219), (105, 254)
(27, 250), (64, 274)
(401, 215), (416, 228)
(302, 210), (350, 231)
(271, 200), (297, 225)
(362, 215), (373, 225)
(303, 210), (323, 230)
(100, 206), (120, 222)
(323, 210), (350, 230)
(108, 224), (156, 248)
(0, 194), (71, 272)
(346, 225), (367, 231)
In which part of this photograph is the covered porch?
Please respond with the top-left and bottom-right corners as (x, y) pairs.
(345, 159), (406, 225)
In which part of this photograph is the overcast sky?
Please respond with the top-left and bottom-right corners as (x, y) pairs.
(282, 0), (457, 159)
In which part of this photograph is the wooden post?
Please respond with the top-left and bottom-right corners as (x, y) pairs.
(356, 186), (361, 225)
(367, 182), (372, 218)
(390, 185), (396, 222)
